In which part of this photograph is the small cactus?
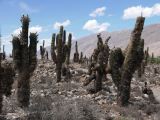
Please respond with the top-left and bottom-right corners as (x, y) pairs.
(144, 47), (149, 65)
(79, 52), (83, 63)
(40, 40), (46, 60)
(73, 41), (79, 62)
(151, 52), (154, 63)
(45, 51), (49, 60)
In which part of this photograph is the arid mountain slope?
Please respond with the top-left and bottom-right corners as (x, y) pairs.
(71, 23), (160, 57)
(43, 23), (160, 58)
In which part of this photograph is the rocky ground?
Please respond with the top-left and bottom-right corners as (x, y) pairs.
(1, 60), (160, 120)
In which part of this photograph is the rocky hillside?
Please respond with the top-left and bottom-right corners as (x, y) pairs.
(1, 60), (160, 120)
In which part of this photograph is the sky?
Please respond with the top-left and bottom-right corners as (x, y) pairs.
(0, 0), (160, 54)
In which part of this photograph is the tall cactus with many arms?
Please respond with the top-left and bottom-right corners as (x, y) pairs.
(51, 26), (68, 82)
(12, 15), (38, 107)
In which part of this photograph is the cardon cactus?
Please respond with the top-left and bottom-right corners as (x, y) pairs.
(109, 16), (145, 106)
(144, 47), (149, 65)
(12, 15), (38, 107)
(84, 34), (110, 93)
(73, 41), (79, 62)
(66, 33), (72, 65)
(2, 45), (6, 60)
(51, 26), (68, 82)
(79, 52), (83, 63)
(151, 52), (154, 63)
(40, 40), (45, 60)
(45, 51), (49, 60)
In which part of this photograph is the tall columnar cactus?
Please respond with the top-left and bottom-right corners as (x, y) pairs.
(12, 15), (38, 107)
(79, 52), (83, 63)
(40, 40), (45, 60)
(66, 33), (72, 65)
(73, 41), (79, 62)
(45, 51), (49, 60)
(2, 45), (5, 60)
(151, 52), (154, 63)
(109, 16), (145, 106)
(144, 47), (149, 65)
(51, 26), (68, 82)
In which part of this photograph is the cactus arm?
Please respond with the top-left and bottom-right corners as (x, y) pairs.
(12, 36), (22, 70)
(29, 33), (38, 73)
(51, 33), (57, 63)
(109, 48), (124, 89)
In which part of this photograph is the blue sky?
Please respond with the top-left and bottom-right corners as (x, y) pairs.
(0, 0), (160, 54)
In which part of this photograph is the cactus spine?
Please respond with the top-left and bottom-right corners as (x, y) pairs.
(109, 16), (145, 106)
(12, 15), (38, 107)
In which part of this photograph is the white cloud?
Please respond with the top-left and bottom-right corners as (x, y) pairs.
(54, 20), (71, 29)
(29, 25), (42, 33)
(13, 28), (21, 36)
(123, 3), (160, 19)
(90, 6), (106, 17)
(83, 19), (110, 33)
(19, 2), (38, 13)
(13, 25), (43, 36)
